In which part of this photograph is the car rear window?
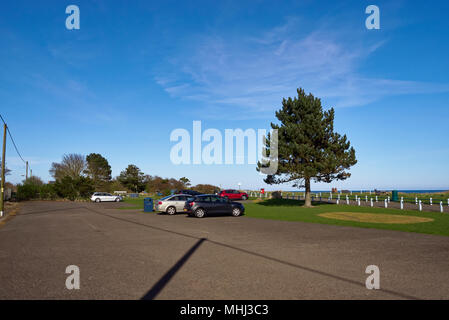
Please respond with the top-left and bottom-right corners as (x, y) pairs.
(195, 196), (210, 202)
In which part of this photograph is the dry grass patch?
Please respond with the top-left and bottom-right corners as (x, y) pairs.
(0, 202), (20, 227)
(4, 202), (20, 215)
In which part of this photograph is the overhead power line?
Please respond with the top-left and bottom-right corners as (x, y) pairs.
(0, 113), (30, 168)
(6, 126), (26, 164)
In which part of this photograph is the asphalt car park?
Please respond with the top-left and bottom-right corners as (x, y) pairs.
(1, 201), (449, 299)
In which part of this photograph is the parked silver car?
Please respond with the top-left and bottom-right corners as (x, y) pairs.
(155, 194), (192, 215)
(91, 192), (122, 203)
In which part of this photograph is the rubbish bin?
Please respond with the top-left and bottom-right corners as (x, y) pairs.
(144, 197), (153, 212)
(391, 190), (399, 202)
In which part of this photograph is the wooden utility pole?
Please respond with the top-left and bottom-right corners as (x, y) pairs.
(0, 124), (7, 217)
(26, 161), (28, 180)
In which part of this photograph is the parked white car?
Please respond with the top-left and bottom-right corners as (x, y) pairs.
(91, 192), (122, 203)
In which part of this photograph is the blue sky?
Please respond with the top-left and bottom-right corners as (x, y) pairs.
(1, 0), (448, 191)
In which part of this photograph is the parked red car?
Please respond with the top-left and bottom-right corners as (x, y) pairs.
(219, 189), (249, 200)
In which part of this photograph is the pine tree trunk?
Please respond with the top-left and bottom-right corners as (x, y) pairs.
(304, 178), (312, 207)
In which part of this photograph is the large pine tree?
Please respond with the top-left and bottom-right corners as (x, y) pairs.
(257, 88), (357, 207)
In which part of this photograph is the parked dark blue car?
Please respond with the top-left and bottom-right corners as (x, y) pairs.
(183, 194), (244, 218)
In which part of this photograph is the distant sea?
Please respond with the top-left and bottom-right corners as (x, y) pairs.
(290, 190), (448, 194)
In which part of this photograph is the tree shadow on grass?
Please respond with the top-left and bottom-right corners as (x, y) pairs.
(257, 198), (333, 207)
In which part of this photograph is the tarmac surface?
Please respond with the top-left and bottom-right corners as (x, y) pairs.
(0, 201), (448, 300)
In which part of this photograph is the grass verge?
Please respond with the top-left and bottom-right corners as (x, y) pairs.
(120, 196), (165, 211)
(243, 199), (449, 237)
(119, 197), (449, 237)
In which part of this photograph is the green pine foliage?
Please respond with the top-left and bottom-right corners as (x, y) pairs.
(258, 88), (357, 207)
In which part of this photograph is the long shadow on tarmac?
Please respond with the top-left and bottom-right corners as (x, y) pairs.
(141, 238), (206, 300)
(83, 206), (420, 300)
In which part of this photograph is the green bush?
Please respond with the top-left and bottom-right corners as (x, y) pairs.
(16, 175), (94, 201)
(53, 176), (94, 200)
(17, 183), (40, 201)
(39, 184), (57, 200)
(16, 179), (58, 201)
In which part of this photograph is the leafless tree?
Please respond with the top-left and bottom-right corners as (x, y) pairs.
(0, 158), (11, 176)
(50, 154), (86, 181)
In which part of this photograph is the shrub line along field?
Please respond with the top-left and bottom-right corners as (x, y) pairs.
(122, 197), (449, 237)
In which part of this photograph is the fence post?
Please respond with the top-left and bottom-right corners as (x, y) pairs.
(365, 195), (368, 202)
(387, 196), (390, 203)
(400, 198), (403, 210)
(336, 198), (340, 205)
(430, 197), (432, 206)
(375, 196), (378, 202)
(419, 200), (422, 212)
(370, 198), (373, 207)
(346, 195), (349, 205)
(357, 198), (360, 206)
(415, 197), (418, 205)
(440, 201), (443, 213)
(384, 199), (388, 208)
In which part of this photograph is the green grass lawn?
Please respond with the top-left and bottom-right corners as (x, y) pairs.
(120, 197), (449, 237)
(121, 196), (164, 210)
(121, 198), (145, 210)
(244, 199), (449, 237)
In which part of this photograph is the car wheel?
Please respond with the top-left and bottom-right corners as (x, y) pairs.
(194, 208), (205, 218)
(231, 207), (242, 217)
(95, 198), (101, 203)
(241, 195), (248, 200)
(115, 198), (120, 202)
(166, 206), (176, 215)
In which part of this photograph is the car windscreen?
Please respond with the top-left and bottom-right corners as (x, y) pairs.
(160, 196), (171, 201)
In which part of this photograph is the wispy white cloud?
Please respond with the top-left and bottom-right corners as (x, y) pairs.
(155, 18), (449, 118)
